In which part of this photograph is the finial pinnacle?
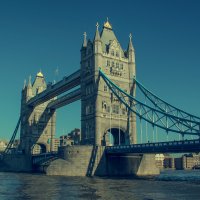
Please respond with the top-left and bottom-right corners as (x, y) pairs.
(96, 22), (99, 30)
(103, 17), (112, 29)
(107, 17), (109, 22)
(28, 75), (32, 86)
(83, 32), (87, 39)
(129, 33), (132, 40)
(83, 32), (87, 47)
(23, 79), (27, 89)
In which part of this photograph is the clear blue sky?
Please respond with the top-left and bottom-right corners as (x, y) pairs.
(0, 0), (200, 141)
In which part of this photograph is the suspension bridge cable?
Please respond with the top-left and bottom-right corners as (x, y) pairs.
(152, 111), (155, 142)
(145, 96), (148, 142)
(156, 124), (158, 142)
(133, 76), (200, 121)
(154, 103), (158, 142)
(140, 118), (143, 143)
(110, 91), (112, 145)
(166, 131), (169, 142)
(3, 116), (21, 154)
(99, 69), (200, 136)
(153, 125), (155, 142)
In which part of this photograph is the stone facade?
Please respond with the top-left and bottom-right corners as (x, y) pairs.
(80, 20), (136, 146)
(19, 72), (56, 154)
(45, 146), (159, 176)
(175, 154), (200, 169)
(46, 145), (106, 176)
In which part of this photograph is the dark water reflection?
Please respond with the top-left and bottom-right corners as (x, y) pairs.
(0, 171), (200, 200)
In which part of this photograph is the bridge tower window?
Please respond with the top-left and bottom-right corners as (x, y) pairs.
(112, 61), (115, 68)
(112, 105), (119, 114)
(106, 128), (126, 146)
(116, 51), (119, 57)
(107, 60), (110, 67)
(111, 50), (114, 56)
(116, 63), (119, 70)
(104, 85), (108, 92)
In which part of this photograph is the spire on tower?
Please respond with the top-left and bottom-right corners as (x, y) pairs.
(127, 33), (134, 51)
(83, 32), (87, 47)
(127, 33), (135, 63)
(36, 70), (44, 78)
(96, 22), (99, 30)
(103, 17), (112, 29)
(23, 79), (27, 89)
(94, 22), (101, 41)
(28, 75), (32, 87)
(26, 75), (33, 98)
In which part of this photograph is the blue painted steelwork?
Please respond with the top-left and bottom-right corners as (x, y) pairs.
(133, 76), (200, 130)
(99, 69), (200, 137)
(106, 139), (200, 154)
(3, 116), (21, 154)
(32, 152), (58, 166)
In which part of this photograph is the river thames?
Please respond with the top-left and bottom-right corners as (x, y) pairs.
(0, 170), (200, 200)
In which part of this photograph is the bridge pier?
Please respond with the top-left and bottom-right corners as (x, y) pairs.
(42, 146), (159, 177)
(107, 153), (159, 176)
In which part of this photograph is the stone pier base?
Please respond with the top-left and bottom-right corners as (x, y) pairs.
(107, 153), (159, 176)
(46, 145), (106, 176)
(45, 146), (160, 176)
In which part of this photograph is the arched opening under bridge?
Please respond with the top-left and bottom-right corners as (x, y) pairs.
(31, 143), (47, 155)
(104, 128), (126, 146)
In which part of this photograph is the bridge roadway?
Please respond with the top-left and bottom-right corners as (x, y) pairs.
(32, 152), (58, 166)
(27, 69), (81, 107)
(106, 139), (200, 154)
(32, 139), (200, 166)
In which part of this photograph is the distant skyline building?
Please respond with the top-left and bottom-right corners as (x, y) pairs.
(0, 140), (8, 152)
(60, 128), (81, 146)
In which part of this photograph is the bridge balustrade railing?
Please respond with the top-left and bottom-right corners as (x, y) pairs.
(32, 152), (58, 165)
(106, 139), (200, 150)
(105, 139), (200, 154)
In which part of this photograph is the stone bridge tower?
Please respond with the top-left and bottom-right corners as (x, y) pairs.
(19, 72), (56, 154)
(81, 20), (136, 146)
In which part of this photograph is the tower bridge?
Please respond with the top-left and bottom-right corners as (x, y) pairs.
(2, 19), (200, 176)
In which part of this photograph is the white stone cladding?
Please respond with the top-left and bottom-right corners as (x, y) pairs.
(81, 21), (136, 145)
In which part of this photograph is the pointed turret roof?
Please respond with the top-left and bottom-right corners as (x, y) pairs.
(101, 19), (117, 46)
(100, 19), (124, 56)
(28, 75), (32, 88)
(36, 70), (44, 78)
(83, 32), (87, 47)
(32, 70), (46, 96)
(23, 79), (27, 89)
(103, 17), (112, 29)
(127, 33), (134, 51)
(94, 22), (101, 41)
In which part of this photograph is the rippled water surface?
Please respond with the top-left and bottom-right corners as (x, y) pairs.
(0, 170), (200, 200)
